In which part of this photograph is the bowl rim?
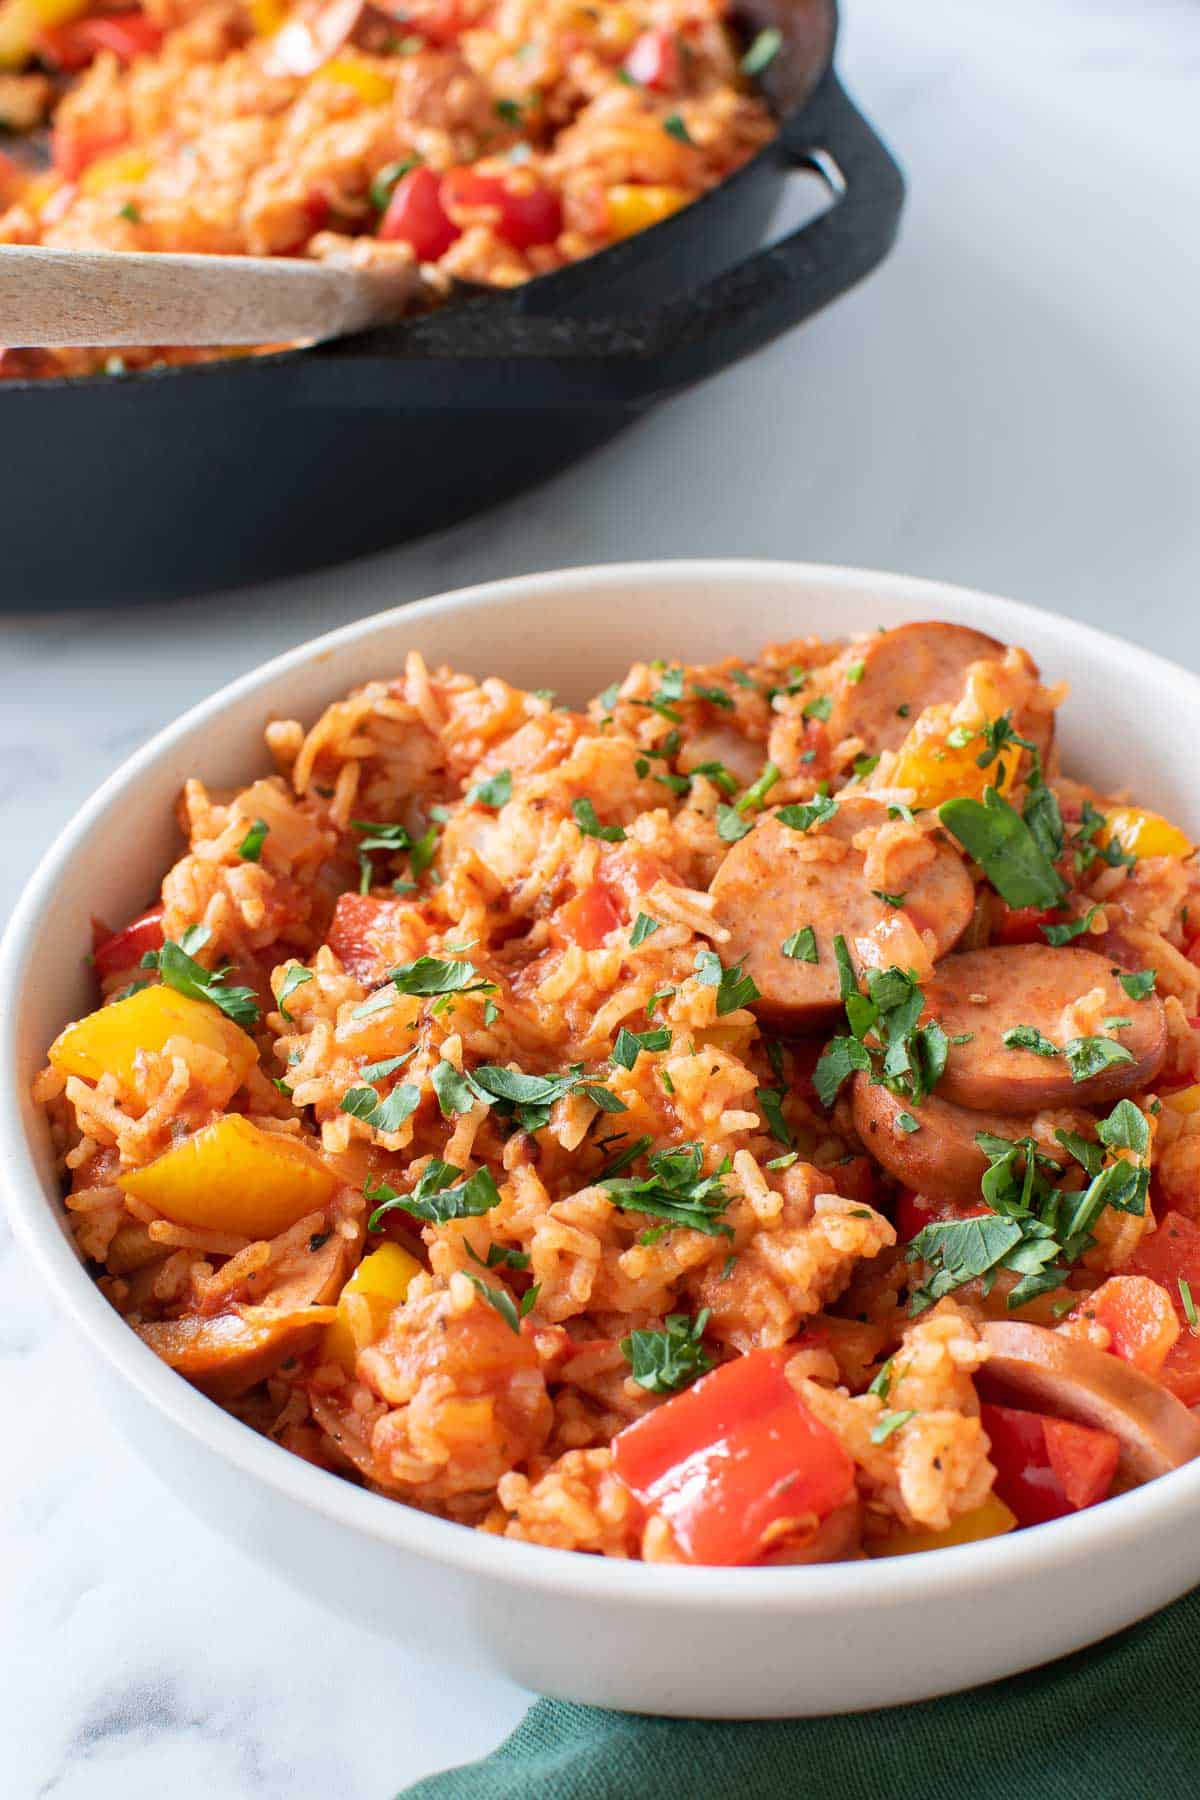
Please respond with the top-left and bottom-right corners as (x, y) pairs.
(5, 556), (1200, 1613)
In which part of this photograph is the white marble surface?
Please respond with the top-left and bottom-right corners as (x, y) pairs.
(4, 1), (1200, 1792)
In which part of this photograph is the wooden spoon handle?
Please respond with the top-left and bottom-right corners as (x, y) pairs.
(0, 244), (418, 346)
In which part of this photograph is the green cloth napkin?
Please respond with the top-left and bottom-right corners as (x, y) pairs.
(402, 1586), (1199, 1799)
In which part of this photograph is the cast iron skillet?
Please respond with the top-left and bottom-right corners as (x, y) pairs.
(1, 0), (902, 606)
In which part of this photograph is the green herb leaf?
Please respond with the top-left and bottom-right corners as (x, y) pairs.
(938, 787), (1066, 909)
(431, 1060), (478, 1118)
(777, 795), (838, 834)
(236, 818), (269, 862)
(662, 112), (692, 143)
(871, 889), (907, 909)
(1003, 1024), (1060, 1058)
(867, 1357), (893, 1399)
(368, 1160), (501, 1229)
(781, 926), (818, 962)
(1064, 1036), (1135, 1084)
(692, 948), (760, 1015)
(870, 1409), (916, 1445)
(756, 1087), (792, 1146)
(276, 963), (313, 1023)
(630, 911), (660, 947)
(716, 804), (754, 842)
(813, 1034), (872, 1107)
(601, 1142), (733, 1238)
(1180, 1278), (1199, 1333)
(735, 761), (781, 814)
(572, 797), (626, 842)
(896, 1111), (920, 1134)
(142, 926), (260, 1030)
(465, 1240), (530, 1272)
(1119, 969), (1157, 1000)
(621, 1311), (715, 1394)
(612, 1026), (672, 1071)
(1096, 1098), (1150, 1156)
(468, 769), (512, 809)
(740, 24), (782, 75)
(387, 955), (496, 998)
(1041, 906), (1100, 947)
(369, 156), (420, 211)
(339, 1079), (420, 1134)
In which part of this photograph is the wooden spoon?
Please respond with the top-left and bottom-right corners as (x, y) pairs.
(0, 242), (422, 347)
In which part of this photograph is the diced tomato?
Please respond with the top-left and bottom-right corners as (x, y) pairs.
(894, 1190), (988, 1243)
(39, 15), (163, 70)
(981, 1402), (1119, 1527)
(327, 892), (405, 982)
(1125, 1213), (1200, 1400)
(611, 1349), (856, 1565)
(377, 166), (460, 260)
(549, 883), (622, 951)
(597, 846), (671, 912)
(376, 0), (466, 44)
(52, 120), (128, 181)
(992, 903), (1061, 946)
(1159, 1329), (1200, 1406)
(92, 905), (164, 982)
(622, 28), (682, 92)
(1078, 1274), (1180, 1376)
(441, 168), (562, 251)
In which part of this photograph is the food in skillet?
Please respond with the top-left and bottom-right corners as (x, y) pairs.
(0, 0), (776, 378)
(36, 619), (1200, 1563)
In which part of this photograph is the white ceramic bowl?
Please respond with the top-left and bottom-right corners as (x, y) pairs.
(4, 561), (1200, 1719)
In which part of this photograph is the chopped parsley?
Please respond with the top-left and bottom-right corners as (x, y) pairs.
(871, 889), (907, 908)
(781, 926), (818, 962)
(1064, 1035), (1135, 1083)
(431, 1060), (477, 1117)
(612, 1026), (672, 1071)
(495, 97), (524, 124)
(621, 1311), (714, 1394)
(465, 1272), (540, 1333)
(1071, 800), (1136, 875)
(572, 797), (626, 842)
(736, 761), (781, 814)
(276, 963), (313, 1023)
(468, 769), (512, 809)
(756, 1087), (792, 1146)
(141, 925), (259, 1030)
(1003, 1024), (1060, 1058)
(1119, 968), (1157, 1000)
(776, 795), (838, 834)
(716, 804), (754, 842)
(689, 760), (738, 796)
(740, 24), (782, 75)
(236, 818), (269, 862)
(691, 683), (734, 710)
(366, 1160), (501, 1230)
(630, 912), (660, 948)
(938, 786), (1066, 910)
(814, 954), (947, 1110)
(1180, 1278), (1199, 1334)
(870, 1409), (915, 1445)
(369, 156), (419, 211)
(693, 947), (760, 1015)
(387, 955), (496, 998)
(601, 1142), (734, 1238)
(464, 1062), (625, 1132)
(801, 694), (832, 722)
(1041, 905), (1100, 946)
(896, 1111), (920, 1134)
(339, 1077), (420, 1134)
(465, 1241), (530, 1272)
(662, 112), (692, 143)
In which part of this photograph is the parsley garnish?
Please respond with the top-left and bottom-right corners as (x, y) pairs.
(276, 963), (313, 1023)
(630, 912), (660, 947)
(693, 948), (760, 1015)
(431, 1060), (477, 1117)
(1180, 1278), (1199, 1334)
(801, 694), (832, 722)
(740, 24), (782, 75)
(1041, 905), (1100, 946)
(141, 925), (259, 1031)
(939, 787), (1066, 909)
(662, 112), (692, 143)
(870, 1409), (915, 1445)
(1003, 1024), (1060, 1058)
(601, 1142), (734, 1238)
(572, 797), (626, 842)
(366, 1161), (500, 1230)
(621, 1311), (714, 1394)
(781, 927), (818, 962)
(236, 818), (269, 862)
(387, 956), (496, 998)
(468, 769), (512, 809)
(612, 1026), (671, 1070)
(871, 889), (907, 908)
(1072, 801), (1135, 875)
(814, 954), (947, 1110)
(340, 1078), (420, 1134)
(464, 1062), (625, 1132)
(369, 156), (419, 211)
(757, 1087), (792, 1146)
(1064, 1035), (1135, 1083)
(716, 805), (753, 842)
(465, 1240), (530, 1272)
(1119, 968), (1157, 1000)
(776, 796), (838, 833)
(896, 1111), (920, 1134)
(736, 761), (781, 814)
(465, 1272), (539, 1333)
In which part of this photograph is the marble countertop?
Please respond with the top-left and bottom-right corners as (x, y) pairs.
(4, 1), (1200, 1791)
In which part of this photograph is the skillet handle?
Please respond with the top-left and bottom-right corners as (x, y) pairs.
(302, 71), (903, 409)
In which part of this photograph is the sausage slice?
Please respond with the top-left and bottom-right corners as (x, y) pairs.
(925, 946), (1167, 1113)
(825, 622), (1005, 756)
(851, 1077), (1046, 1204)
(979, 1321), (1200, 1484)
(710, 794), (974, 1029)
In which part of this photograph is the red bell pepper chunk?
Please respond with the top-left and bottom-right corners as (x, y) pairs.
(1126, 1212), (1200, 1400)
(441, 168), (562, 251)
(377, 166), (460, 260)
(92, 905), (164, 982)
(992, 902), (1061, 946)
(623, 28), (682, 92)
(39, 13), (162, 68)
(980, 1402), (1119, 1527)
(611, 1349), (856, 1565)
(327, 892), (406, 982)
(52, 120), (128, 180)
(549, 883), (622, 951)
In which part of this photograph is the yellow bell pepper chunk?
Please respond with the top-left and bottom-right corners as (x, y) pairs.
(1099, 807), (1192, 862)
(314, 54), (393, 106)
(869, 1494), (1017, 1558)
(324, 1241), (422, 1373)
(248, 0), (287, 34)
(606, 184), (691, 241)
(120, 1114), (336, 1238)
(50, 984), (258, 1092)
(1167, 1083), (1200, 1116)
(80, 149), (153, 196)
(888, 704), (1019, 810)
(0, 0), (87, 67)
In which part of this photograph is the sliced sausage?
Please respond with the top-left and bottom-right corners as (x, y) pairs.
(677, 725), (765, 789)
(979, 1321), (1200, 1484)
(925, 945), (1167, 1113)
(825, 622), (1005, 756)
(710, 794), (974, 1029)
(850, 1076), (1092, 1206)
(135, 1307), (336, 1402)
